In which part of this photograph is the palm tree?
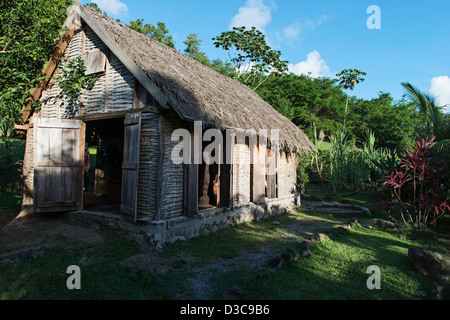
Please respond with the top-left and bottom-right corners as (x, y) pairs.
(401, 82), (450, 150)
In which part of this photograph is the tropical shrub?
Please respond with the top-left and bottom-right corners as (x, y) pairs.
(380, 136), (450, 230)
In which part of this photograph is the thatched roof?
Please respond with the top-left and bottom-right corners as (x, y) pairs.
(81, 5), (314, 154)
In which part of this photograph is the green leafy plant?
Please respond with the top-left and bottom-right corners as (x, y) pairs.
(336, 69), (366, 134)
(380, 136), (450, 230)
(0, 0), (72, 160)
(212, 26), (288, 90)
(57, 56), (99, 99)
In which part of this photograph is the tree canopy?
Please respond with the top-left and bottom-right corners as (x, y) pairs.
(212, 26), (288, 90)
(127, 19), (176, 49)
(0, 0), (73, 159)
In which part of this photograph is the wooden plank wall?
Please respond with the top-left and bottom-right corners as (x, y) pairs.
(40, 31), (83, 119)
(40, 25), (135, 119)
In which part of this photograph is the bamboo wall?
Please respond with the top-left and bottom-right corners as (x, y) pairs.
(278, 152), (298, 197)
(160, 117), (185, 219)
(137, 113), (159, 219)
(40, 25), (135, 118)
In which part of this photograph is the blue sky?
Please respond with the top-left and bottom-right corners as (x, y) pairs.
(82, 0), (450, 112)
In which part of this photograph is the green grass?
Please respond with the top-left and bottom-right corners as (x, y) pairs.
(0, 230), (186, 300)
(0, 189), (447, 300)
(240, 225), (441, 300)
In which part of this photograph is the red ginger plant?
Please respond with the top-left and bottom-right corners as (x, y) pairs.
(380, 136), (449, 230)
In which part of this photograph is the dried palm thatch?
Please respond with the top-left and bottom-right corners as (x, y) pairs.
(83, 6), (315, 155)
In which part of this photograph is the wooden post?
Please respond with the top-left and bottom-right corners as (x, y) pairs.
(185, 123), (199, 216)
(155, 115), (165, 221)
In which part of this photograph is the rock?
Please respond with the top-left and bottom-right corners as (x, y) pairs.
(334, 227), (349, 234)
(323, 229), (338, 239)
(267, 256), (284, 270)
(300, 246), (312, 258)
(223, 286), (242, 300)
(309, 233), (328, 244)
(347, 218), (359, 228)
(281, 248), (299, 262)
(408, 247), (443, 276)
(373, 219), (398, 229)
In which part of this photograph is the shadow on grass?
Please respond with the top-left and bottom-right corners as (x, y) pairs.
(240, 226), (440, 300)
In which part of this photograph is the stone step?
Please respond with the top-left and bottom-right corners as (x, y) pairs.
(301, 200), (370, 217)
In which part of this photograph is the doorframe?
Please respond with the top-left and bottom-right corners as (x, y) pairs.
(81, 115), (126, 214)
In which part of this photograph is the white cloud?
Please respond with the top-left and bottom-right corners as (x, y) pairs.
(93, 0), (128, 16)
(230, 0), (273, 32)
(279, 15), (329, 42)
(288, 50), (333, 78)
(429, 76), (450, 113)
(283, 23), (302, 39)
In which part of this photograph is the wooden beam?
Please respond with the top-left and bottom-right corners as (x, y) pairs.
(78, 5), (169, 109)
(73, 106), (159, 121)
(14, 124), (32, 131)
(78, 121), (86, 211)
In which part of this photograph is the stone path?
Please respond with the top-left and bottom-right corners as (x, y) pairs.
(119, 201), (368, 300)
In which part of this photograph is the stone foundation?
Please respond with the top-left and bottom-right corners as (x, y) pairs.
(69, 194), (301, 248)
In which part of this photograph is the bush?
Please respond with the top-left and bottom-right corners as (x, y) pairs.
(380, 136), (450, 230)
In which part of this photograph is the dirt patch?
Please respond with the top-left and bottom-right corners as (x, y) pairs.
(0, 209), (104, 253)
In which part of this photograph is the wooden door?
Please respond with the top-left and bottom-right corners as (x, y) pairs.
(33, 118), (85, 213)
(120, 112), (141, 222)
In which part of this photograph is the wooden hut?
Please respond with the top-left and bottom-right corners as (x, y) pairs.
(19, 2), (314, 244)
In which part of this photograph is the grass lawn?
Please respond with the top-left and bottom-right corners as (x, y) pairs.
(0, 203), (446, 300)
(240, 225), (441, 300)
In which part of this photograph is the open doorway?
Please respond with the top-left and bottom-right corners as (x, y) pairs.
(83, 117), (124, 214)
(197, 132), (231, 211)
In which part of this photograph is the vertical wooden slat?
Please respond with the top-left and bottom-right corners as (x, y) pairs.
(104, 49), (110, 112)
(78, 122), (85, 210)
(120, 113), (141, 222)
(33, 118), (83, 213)
(266, 148), (278, 199)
